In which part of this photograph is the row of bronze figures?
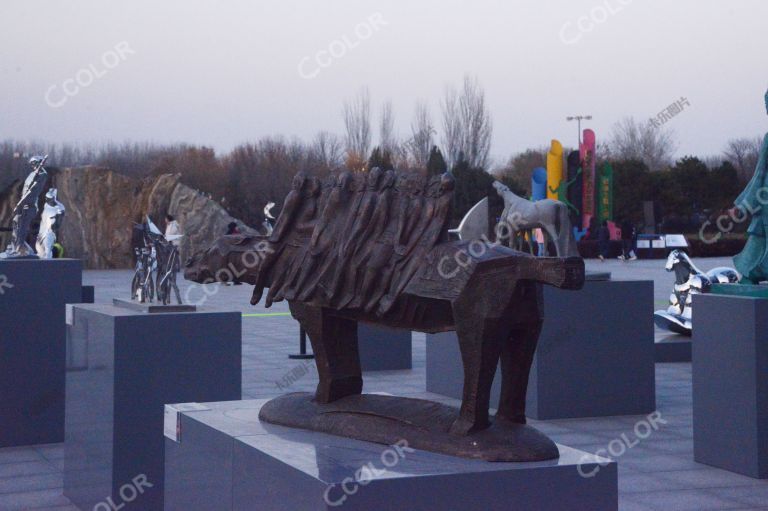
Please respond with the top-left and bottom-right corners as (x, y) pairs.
(186, 168), (585, 462)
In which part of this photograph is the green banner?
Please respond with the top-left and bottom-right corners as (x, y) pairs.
(598, 162), (613, 222)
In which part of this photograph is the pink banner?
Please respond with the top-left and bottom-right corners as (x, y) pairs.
(580, 129), (596, 230)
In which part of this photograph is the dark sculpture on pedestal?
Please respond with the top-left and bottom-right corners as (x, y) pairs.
(185, 169), (585, 462)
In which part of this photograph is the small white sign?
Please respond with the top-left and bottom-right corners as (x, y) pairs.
(164, 403), (210, 442)
(652, 239), (666, 249)
(637, 240), (651, 249)
(665, 234), (688, 248)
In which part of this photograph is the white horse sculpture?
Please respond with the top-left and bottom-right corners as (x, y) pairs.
(492, 181), (579, 257)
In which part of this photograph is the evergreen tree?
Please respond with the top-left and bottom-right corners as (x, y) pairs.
(426, 146), (447, 176)
(450, 151), (494, 227)
(367, 146), (394, 171)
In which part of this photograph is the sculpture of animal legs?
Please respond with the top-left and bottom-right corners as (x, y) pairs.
(497, 281), (543, 424)
(288, 302), (362, 403)
(450, 308), (507, 435)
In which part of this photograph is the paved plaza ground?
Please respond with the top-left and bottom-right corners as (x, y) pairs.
(2, 256), (768, 510)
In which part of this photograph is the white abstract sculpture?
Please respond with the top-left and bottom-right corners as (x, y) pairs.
(262, 201), (276, 236)
(36, 188), (65, 259)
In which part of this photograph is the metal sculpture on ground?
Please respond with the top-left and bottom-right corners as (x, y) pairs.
(186, 169), (585, 462)
(1, 156), (48, 259)
(36, 188), (65, 259)
(654, 249), (738, 335)
(493, 181), (579, 258)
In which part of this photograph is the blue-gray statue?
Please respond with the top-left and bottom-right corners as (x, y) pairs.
(654, 250), (738, 335)
(1, 155), (49, 259)
(732, 89), (768, 283)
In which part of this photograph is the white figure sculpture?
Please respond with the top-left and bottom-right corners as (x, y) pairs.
(2, 156), (48, 259)
(492, 181), (579, 257)
(262, 201), (276, 236)
(36, 188), (65, 259)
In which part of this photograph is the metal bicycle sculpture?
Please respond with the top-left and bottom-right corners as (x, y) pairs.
(131, 228), (156, 303)
(154, 232), (183, 305)
(130, 217), (184, 304)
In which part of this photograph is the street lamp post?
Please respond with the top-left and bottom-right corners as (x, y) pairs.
(566, 115), (592, 146)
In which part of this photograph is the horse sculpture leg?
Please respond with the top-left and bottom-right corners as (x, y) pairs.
(450, 306), (507, 436)
(288, 302), (363, 403)
(496, 281), (543, 423)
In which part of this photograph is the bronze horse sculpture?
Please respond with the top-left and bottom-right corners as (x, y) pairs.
(185, 169), (585, 461)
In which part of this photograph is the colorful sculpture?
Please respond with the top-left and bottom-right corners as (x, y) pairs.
(545, 140), (563, 200)
(598, 162), (613, 223)
(732, 89), (768, 283)
(654, 250), (738, 335)
(580, 129), (597, 230)
(531, 167), (547, 202)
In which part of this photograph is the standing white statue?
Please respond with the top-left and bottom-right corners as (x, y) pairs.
(2, 155), (49, 259)
(262, 201), (276, 236)
(36, 188), (65, 259)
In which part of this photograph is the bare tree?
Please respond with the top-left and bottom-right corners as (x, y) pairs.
(379, 100), (396, 154)
(724, 136), (763, 182)
(312, 131), (343, 170)
(342, 87), (371, 167)
(404, 101), (434, 168)
(608, 116), (677, 171)
(440, 75), (493, 168)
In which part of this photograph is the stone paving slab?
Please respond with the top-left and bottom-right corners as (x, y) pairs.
(1, 257), (767, 510)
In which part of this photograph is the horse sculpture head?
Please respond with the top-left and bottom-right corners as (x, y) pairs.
(184, 234), (271, 285)
(665, 249), (711, 288)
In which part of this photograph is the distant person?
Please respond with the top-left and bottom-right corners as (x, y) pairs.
(597, 220), (610, 261)
(226, 222), (241, 235)
(534, 228), (546, 256)
(165, 214), (181, 246)
(619, 219), (637, 261)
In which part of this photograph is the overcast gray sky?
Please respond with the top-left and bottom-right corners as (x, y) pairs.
(1, 0), (766, 166)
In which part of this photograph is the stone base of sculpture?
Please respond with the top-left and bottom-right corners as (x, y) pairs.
(165, 399), (619, 511)
(427, 280), (656, 420)
(692, 293), (768, 478)
(0, 258), (82, 447)
(113, 297), (196, 313)
(64, 304), (242, 511)
(259, 392), (558, 462)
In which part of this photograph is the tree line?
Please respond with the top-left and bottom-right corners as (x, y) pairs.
(0, 76), (762, 232)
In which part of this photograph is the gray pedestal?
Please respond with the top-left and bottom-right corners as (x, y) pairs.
(692, 294), (768, 478)
(427, 280), (655, 420)
(64, 304), (242, 511)
(358, 323), (412, 371)
(0, 258), (82, 447)
(165, 399), (618, 511)
(655, 332), (691, 363)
